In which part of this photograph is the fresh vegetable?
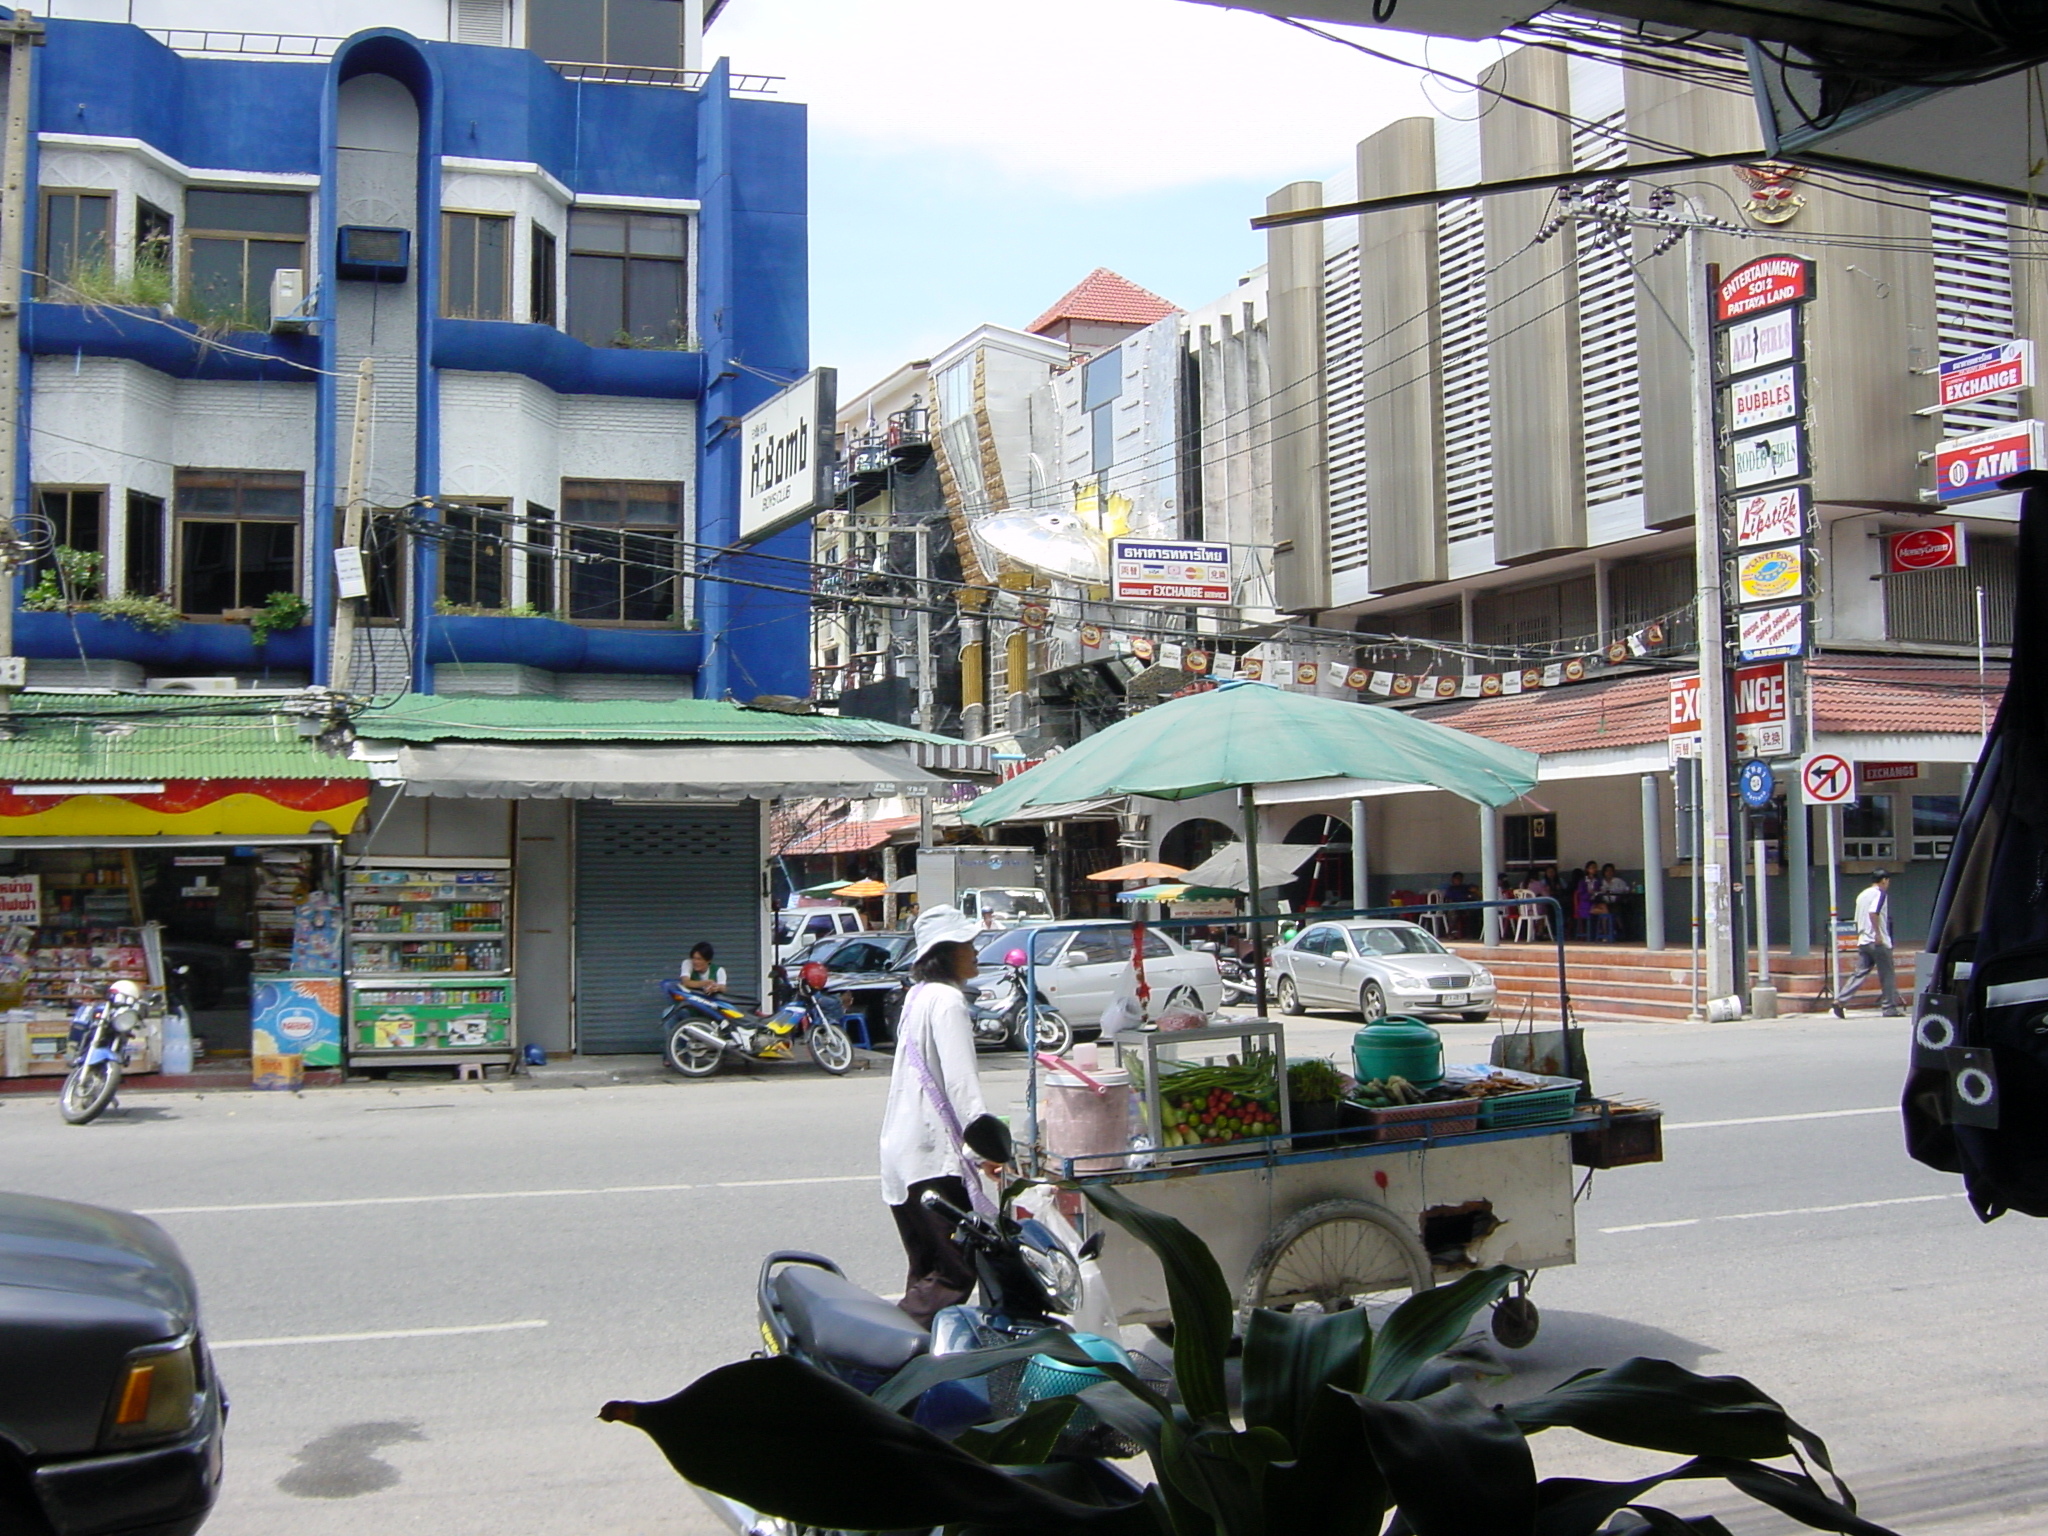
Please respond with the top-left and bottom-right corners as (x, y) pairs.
(1286, 1057), (1343, 1105)
(1156, 1055), (1281, 1148)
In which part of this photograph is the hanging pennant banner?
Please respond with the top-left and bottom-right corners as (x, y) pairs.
(1434, 676), (1460, 699)
(1240, 657), (1263, 681)
(1020, 600), (1050, 630)
(1502, 670), (1524, 695)
(1564, 659), (1587, 682)
(1458, 674), (1483, 698)
(1627, 629), (1649, 657)
(1079, 621), (1104, 649)
(1391, 674), (1416, 697)
(1481, 673), (1503, 696)
(1416, 674), (1439, 698)
(1542, 664), (1564, 687)
(1184, 648), (1211, 674)
(1158, 641), (1184, 671)
(1346, 666), (1371, 690)
(1521, 668), (1542, 691)
(1212, 652), (1236, 679)
(1605, 641), (1628, 665)
(1131, 636), (1155, 662)
(1295, 661), (1319, 687)
(1368, 671), (1394, 696)
(1645, 621), (1666, 648)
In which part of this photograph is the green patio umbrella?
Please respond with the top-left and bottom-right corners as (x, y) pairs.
(962, 680), (1538, 1010)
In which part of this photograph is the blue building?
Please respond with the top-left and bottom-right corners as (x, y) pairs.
(13, 7), (810, 702)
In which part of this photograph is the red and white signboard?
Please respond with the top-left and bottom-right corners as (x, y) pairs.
(1938, 340), (2033, 410)
(1800, 752), (1854, 805)
(1934, 421), (2043, 503)
(1728, 365), (1799, 431)
(1715, 255), (1818, 323)
(1669, 662), (1793, 759)
(1735, 486), (1807, 548)
(1738, 602), (1806, 661)
(0, 873), (37, 923)
(1884, 523), (1967, 574)
(1861, 761), (1919, 784)
(1110, 539), (1233, 604)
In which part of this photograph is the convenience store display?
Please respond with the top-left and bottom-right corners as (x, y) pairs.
(253, 849), (316, 976)
(344, 858), (516, 1070)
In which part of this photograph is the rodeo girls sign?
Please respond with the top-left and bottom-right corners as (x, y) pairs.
(739, 368), (838, 543)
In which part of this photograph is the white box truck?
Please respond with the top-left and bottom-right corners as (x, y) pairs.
(916, 846), (1055, 926)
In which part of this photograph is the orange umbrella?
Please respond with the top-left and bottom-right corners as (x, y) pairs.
(1086, 860), (1191, 882)
(833, 879), (889, 898)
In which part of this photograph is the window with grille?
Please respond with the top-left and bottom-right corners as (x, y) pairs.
(1930, 195), (2019, 441)
(560, 480), (683, 623)
(1436, 196), (1492, 546)
(1883, 538), (2014, 645)
(1323, 237), (1369, 574)
(1473, 575), (1597, 649)
(1609, 552), (1692, 633)
(1571, 112), (1643, 505)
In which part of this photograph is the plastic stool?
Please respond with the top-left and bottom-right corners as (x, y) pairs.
(456, 1061), (485, 1082)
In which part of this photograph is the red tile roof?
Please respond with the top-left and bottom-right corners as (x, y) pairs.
(775, 813), (921, 857)
(1027, 268), (1178, 336)
(1409, 657), (2006, 758)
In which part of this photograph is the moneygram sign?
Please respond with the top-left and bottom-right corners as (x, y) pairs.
(1670, 663), (1793, 759)
(1933, 420), (2043, 504)
(1885, 524), (1965, 574)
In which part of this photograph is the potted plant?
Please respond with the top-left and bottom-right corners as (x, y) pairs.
(604, 1184), (1898, 1536)
(1286, 1057), (1343, 1143)
(248, 590), (310, 646)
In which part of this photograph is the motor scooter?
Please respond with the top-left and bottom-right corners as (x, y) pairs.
(661, 962), (856, 1077)
(969, 948), (1074, 1055)
(59, 980), (152, 1125)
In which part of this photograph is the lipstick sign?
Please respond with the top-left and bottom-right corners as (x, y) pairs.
(1738, 602), (1806, 661)
(1735, 486), (1807, 548)
(1110, 539), (1231, 604)
(1715, 255), (1817, 323)
(1934, 420), (2043, 503)
(1670, 662), (1792, 760)
(1885, 523), (1966, 574)
(1939, 340), (2033, 410)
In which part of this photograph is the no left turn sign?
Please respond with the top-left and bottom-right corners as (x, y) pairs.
(1801, 751), (1854, 805)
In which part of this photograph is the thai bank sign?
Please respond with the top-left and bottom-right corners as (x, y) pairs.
(1669, 663), (1793, 760)
(1933, 420), (2043, 504)
(1110, 540), (1232, 604)
(1938, 340), (2032, 409)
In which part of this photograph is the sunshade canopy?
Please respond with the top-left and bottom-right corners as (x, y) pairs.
(833, 879), (890, 897)
(960, 681), (1538, 823)
(1181, 841), (1320, 893)
(393, 742), (940, 800)
(1086, 860), (1190, 882)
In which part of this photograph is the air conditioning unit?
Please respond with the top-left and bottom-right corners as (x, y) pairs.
(146, 677), (244, 693)
(269, 268), (310, 332)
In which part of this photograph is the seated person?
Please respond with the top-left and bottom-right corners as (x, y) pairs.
(1442, 871), (1479, 935)
(678, 941), (728, 995)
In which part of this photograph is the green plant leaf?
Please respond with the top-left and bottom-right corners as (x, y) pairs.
(602, 1355), (1152, 1532)
(1363, 1265), (1519, 1400)
(1352, 1381), (1538, 1536)
(1241, 1304), (1386, 1536)
(874, 1328), (1174, 1421)
(1507, 1357), (1802, 1461)
(1714, 1458), (1898, 1536)
(1527, 1458), (1896, 1536)
(955, 1396), (1080, 1466)
(1084, 1183), (1235, 1423)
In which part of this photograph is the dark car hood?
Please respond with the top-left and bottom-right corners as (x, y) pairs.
(0, 1192), (197, 1329)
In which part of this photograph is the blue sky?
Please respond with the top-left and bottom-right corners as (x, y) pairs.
(711, 0), (1506, 392)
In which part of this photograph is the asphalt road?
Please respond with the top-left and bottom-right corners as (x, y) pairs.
(5, 1012), (2046, 1536)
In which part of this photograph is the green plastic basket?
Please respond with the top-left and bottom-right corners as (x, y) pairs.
(1476, 1078), (1581, 1129)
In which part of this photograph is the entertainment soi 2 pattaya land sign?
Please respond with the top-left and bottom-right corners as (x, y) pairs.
(1715, 255), (1817, 733)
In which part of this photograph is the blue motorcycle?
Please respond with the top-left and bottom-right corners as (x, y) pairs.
(660, 961), (856, 1078)
(60, 980), (150, 1125)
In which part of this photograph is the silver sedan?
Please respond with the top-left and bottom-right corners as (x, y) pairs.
(1271, 919), (1496, 1022)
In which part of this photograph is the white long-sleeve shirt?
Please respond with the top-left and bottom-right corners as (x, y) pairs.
(1854, 883), (1892, 948)
(879, 980), (991, 1206)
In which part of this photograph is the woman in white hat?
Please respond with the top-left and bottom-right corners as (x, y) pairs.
(880, 904), (1013, 1325)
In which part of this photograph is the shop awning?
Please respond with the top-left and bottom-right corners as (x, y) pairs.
(969, 796), (1127, 824)
(393, 742), (944, 800)
(1182, 841), (1320, 892)
(776, 813), (922, 856)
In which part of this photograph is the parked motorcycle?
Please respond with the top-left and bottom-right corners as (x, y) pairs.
(971, 948), (1075, 1055)
(59, 980), (152, 1125)
(661, 962), (855, 1078)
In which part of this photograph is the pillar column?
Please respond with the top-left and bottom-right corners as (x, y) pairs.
(1788, 796), (1811, 957)
(1641, 773), (1665, 952)
(1350, 797), (1369, 914)
(1479, 804), (1500, 947)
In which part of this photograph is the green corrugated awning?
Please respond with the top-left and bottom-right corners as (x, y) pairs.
(0, 694), (366, 782)
(354, 694), (975, 751)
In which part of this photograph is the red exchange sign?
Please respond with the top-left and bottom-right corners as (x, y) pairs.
(1885, 524), (1965, 574)
(1715, 255), (1818, 323)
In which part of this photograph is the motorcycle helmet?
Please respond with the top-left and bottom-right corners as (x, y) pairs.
(108, 980), (145, 1003)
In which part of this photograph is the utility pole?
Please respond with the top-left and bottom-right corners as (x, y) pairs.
(911, 521), (934, 732)
(329, 359), (374, 695)
(0, 10), (42, 713)
(1686, 224), (1739, 1008)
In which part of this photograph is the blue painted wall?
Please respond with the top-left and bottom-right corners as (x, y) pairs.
(28, 22), (811, 700)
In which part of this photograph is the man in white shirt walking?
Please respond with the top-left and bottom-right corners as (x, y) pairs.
(1833, 871), (1905, 1017)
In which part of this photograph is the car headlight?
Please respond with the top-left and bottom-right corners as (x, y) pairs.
(1472, 970), (1494, 987)
(1391, 975), (1429, 992)
(104, 1333), (204, 1446)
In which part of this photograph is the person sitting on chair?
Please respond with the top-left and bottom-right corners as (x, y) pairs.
(679, 942), (728, 995)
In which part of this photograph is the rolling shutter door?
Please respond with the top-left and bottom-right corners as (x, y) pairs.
(574, 802), (760, 1054)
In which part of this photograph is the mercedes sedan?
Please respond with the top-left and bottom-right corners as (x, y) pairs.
(1272, 919), (1496, 1022)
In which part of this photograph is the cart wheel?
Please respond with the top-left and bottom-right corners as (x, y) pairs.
(1240, 1199), (1432, 1316)
(1491, 1295), (1540, 1349)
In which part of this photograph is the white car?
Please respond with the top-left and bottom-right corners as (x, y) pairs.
(973, 922), (1224, 1031)
(1272, 919), (1496, 1022)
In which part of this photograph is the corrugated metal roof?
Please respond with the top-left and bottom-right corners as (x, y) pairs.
(353, 694), (973, 748)
(0, 694), (364, 781)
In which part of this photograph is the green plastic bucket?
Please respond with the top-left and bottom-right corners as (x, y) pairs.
(1351, 1018), (1444, 1087)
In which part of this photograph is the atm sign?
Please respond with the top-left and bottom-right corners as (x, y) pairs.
(1934, 420), (2042, 503)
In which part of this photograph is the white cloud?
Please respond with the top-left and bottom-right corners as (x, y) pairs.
(711, 0), (1507, 195)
